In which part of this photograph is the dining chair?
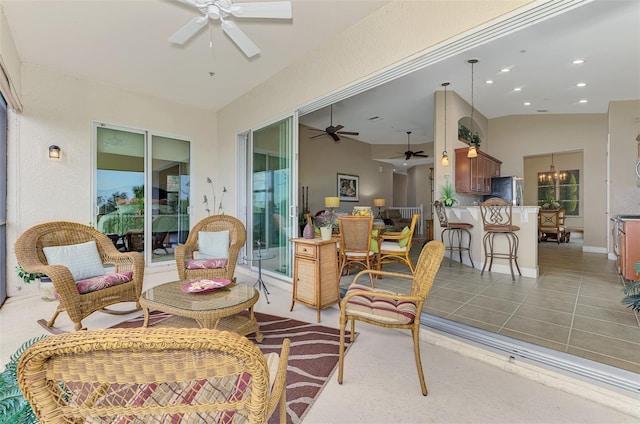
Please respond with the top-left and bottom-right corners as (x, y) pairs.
(538, 209), (566, 244)
(337, 241), (445, 395)
(376, 213), (420, 274)
(338, 215), (375, 284)
(18, 328), (290, 424)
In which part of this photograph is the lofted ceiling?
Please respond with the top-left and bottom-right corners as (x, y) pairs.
(0, 0), (388, 111)
(298, 0), (640, 172)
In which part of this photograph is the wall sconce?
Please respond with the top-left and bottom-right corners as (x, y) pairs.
(373, 198), (386, 218)
(441, 82), (450, 166)
(324, 196), (340, 211)
(48, 145), (61, 159)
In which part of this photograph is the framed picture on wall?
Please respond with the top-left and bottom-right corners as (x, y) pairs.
(337, 173), (359, 202)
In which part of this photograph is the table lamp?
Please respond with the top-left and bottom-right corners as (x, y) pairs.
(373, 198), (385, 218)
(324, 196), (340, 211)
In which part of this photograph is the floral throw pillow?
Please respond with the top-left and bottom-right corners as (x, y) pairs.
(186, 258), (229, 270)
(54, 271), (134, 297)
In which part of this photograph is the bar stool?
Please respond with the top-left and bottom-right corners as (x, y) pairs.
(479, 197), (521, 280)
(433, 201), (474, 267)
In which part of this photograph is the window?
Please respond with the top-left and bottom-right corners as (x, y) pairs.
(94, 123), (190, 264)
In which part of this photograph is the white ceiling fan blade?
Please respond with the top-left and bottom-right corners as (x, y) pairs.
(221, 20), (260, 58)
(174, 0), (200, 7)
(230, 1), (292, 19)
(169, 16), (208, 45)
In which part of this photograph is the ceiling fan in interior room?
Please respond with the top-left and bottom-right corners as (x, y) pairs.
(308, 104), (360, 143)
(168, 0), (293, 58)
(393, 131), (428, 160)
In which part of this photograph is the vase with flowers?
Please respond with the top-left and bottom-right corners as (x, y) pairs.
(315, 210), (337, 240)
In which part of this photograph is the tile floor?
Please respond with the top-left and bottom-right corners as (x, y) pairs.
(1, 267), (638, 422)
(341, 238), (640, 375)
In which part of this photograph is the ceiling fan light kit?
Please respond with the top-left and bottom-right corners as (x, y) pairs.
(308, 104), (359, 143)
(169, 0), (292, 58)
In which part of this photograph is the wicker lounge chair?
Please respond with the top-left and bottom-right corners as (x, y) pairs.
(338, 240), (445, 396)
(18, 328), (290, 424)
(175, 214), (246, 281)
(14, 221), (144, 333)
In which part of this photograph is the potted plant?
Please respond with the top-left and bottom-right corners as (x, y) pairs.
(458, 124), (481, 149)
(621, 261), (640, 312)
(315, 210), (337, 240)
(440, 180), (457, 207)
(16, 265), (54, 301)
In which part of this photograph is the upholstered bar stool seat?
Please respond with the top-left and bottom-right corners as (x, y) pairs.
(433, 201), (474, 267)
(479, 197), (521, 281)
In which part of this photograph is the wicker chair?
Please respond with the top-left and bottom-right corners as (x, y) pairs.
(337, 241), (445, 396)
(17, 328), (290, 424)
(14, 221), (144, 332)
(376, 213), (420, 274)
(175, 214), (247, 281)
(337, 215), (375, 284)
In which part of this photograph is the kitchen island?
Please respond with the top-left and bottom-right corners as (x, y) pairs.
(437, 206), (540, 278)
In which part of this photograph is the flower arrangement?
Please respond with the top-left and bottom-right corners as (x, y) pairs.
(315, 210), (338, 229)
(203, 177), (227, 215)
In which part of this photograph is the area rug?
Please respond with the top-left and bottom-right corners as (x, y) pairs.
(112, 311), (353, 424)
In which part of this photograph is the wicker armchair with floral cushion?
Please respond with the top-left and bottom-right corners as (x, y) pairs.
(14, 221), (144, 333)
(18, 328), (290, 424)
(175, 214), (247, 282)
(338, 241), (445, 396)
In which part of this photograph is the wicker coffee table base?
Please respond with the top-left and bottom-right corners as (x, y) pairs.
(140, 281), (264, 342)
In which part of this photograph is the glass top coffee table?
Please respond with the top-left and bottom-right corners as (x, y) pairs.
(139, 280), (263, 342)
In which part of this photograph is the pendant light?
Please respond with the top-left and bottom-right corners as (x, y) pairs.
(467, 59), (478, 158)
(441, 82), (450, 166)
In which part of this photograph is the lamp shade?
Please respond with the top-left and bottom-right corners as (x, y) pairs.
(324, 196), (340, 208)
(373, 198), (385, 207)
(467, 146), (478, 158)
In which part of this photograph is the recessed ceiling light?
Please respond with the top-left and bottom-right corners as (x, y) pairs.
(572, 59), (585, 64)
(513, 87), (522, 92)
(523, 102), (531, 106)
(403, 162), (407, 166)
(500, 68), (511, 73)
(576, 82), (587, 87)
(486, 80), (494, 84)
(579, 99), (588, 103)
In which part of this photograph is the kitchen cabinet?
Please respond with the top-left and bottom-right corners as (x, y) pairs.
(289, 237), (339, 322)
(455, 148), (502, 194)
(617, 218), (640, 281)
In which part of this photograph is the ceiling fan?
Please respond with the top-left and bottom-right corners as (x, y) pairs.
(308, 104), (360, 143)
(169, 0), (292, 58)
(394, 131), (429, 160)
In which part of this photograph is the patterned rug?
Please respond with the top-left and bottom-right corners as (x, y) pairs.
(112, 311), (353, 424)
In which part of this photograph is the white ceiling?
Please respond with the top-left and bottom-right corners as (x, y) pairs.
(0, 0), (388, 111)
(298, 0), (640, 171)
(1, 0), (639, 174)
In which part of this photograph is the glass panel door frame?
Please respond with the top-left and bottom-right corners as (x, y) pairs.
(93, 122), (192, 267)
(240, 111), (298, 282)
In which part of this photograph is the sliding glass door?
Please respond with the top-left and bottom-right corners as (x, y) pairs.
(247, 115), (297, 278)
(95, 124), (190, 265)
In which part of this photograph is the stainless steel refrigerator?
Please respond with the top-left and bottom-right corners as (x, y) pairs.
(483, 176), (523, 206)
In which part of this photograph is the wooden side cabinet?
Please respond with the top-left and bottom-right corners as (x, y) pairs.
(620, 219), (640, 281)
(454, 147), (502, 194)
(289, 237), (339, 322)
